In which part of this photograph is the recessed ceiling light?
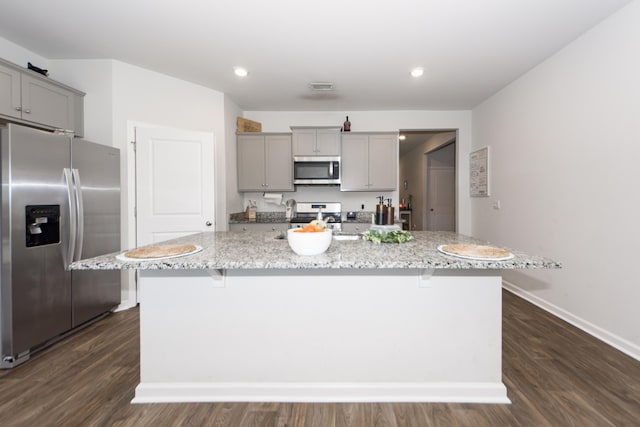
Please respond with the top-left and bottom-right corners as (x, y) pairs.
(410, 68), (424, 77)
(234, 67), (248, 77)
(399, 135), (406, 140)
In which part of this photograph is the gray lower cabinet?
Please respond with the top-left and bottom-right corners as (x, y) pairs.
(237, 133), (293, 191)
(0, 58), (85, 136)
(229, 223), (289, 232)
(341, 133), (398, 191)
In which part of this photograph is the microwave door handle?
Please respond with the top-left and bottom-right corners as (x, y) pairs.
(329, 161), (334, 177)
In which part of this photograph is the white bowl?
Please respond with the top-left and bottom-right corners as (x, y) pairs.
(287, 228), (332, 256)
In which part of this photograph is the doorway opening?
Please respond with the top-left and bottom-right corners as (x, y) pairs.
(398, 130), (457, 231)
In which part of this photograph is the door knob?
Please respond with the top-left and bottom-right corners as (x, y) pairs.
(206, 221), (212, 226)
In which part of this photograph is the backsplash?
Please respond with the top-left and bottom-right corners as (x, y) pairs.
(229, 210), (373, 224)
(241, 186), (399, 214)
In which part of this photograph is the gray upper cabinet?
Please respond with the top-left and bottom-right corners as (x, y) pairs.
(0, 63), (21, 120)
(291, 126), (341, 156)
(0, 58), (85, 136)
(237, 133), (294, 192)
(341, 133), (398, 191)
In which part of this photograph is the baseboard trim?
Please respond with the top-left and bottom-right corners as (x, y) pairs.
(502, 280), (640, 362)
(132, 382), (510, 404)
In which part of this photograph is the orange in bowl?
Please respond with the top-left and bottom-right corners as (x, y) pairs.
(287, 227), (332, 255)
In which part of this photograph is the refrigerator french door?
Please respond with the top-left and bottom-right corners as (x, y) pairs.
(1, 124), (120, 368)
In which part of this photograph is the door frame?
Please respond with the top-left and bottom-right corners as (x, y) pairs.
(123, 121), (217, 307)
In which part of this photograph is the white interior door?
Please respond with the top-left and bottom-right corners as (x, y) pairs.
(135, 126), (215, 246)
(427, 166), (456, 231)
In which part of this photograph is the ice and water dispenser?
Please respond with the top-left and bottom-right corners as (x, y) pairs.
(25, 205), (60, 247)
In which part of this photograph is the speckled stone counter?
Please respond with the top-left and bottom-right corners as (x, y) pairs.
(70, 230), (560, 271)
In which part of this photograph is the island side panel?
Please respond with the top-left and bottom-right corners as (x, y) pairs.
(134, 268), (508, 403)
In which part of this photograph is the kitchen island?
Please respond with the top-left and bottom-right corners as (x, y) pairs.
(72, 231), (560, 404)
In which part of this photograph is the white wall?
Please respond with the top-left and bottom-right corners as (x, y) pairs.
(49, 59), (114, 144)
(471, 0), (640, 358)
(243, 111), (472, 234)
(0, 37), (49, 71)
(225, 95), (244, 221)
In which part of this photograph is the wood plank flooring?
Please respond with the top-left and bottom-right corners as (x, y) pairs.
(1, 290), (639, 426)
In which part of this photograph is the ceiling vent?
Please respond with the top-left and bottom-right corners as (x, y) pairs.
(309, 82), (335, 91)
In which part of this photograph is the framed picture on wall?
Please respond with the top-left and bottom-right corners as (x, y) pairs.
(470, 147), (489, 197)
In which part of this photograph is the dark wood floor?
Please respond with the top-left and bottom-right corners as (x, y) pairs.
(1, 290), (639, 427)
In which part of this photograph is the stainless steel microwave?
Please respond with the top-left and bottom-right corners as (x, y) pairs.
(293, 156), (341, 185)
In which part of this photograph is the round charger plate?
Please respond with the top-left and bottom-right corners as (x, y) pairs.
(437, 244), (514, 261)
(116, 245), (203, 261)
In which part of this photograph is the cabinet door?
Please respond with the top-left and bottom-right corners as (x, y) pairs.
(0, 63), (21, 119)
(265, 134), (294, 191)
(237, 135), (266, 191)
(368, 134), (398, 190)
(316, 128), (341, 155)
(292, 129), (316, 156)
(340, 134), (370, 191)
(21, 75), (76, 131)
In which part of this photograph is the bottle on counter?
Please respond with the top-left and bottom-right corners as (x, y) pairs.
(343, 116), (351, 132)
(375, 195), (386, 225)
(385, 198), (395, 225)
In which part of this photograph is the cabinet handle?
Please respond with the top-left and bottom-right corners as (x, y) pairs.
(24, 109), (31, 114)
(15, 106), (21, 111)
(206, 221), (212, 226)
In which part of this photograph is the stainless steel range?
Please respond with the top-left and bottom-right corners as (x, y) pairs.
(289, 202), (342, 231)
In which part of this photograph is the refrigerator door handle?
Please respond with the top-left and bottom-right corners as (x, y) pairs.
(63, 168), (77, 268)
(72, 168), (84, 261)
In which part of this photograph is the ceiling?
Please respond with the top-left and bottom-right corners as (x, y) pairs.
(0, 0), (631, 111)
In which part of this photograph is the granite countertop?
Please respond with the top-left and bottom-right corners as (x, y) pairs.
(70, 231), (561, 271)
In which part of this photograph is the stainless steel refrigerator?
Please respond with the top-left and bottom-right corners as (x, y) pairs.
(1, 123), (121, 368)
